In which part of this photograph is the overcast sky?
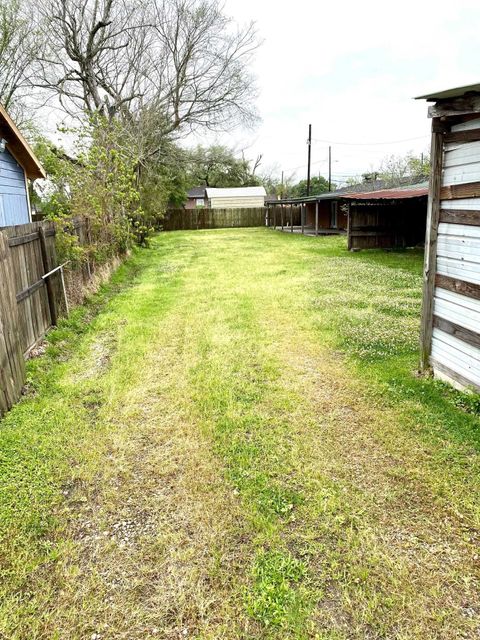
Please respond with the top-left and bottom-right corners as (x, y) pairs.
(198, 0), (480, 185)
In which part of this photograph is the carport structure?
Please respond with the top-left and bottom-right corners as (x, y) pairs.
(266, 184), (428, 249)
(265, 193), (347, 236)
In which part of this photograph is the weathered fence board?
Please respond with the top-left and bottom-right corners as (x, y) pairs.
(1, 221), (60, 355)
(0, 216), (92, 415)
(163, 207), (267, 231)
(0, 233), (26, 413)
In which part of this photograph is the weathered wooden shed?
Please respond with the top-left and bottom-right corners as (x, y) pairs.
(418, 83), (480, 391)
(344, 185), (428, 250)
(0, 103), (45, 226)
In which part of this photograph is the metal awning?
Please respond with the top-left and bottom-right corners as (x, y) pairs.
(416, 83), (480, 102)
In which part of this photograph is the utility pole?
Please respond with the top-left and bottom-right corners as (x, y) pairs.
(306, 124), (312, 196)
(328, 145), (332, 191)
(281, 170), (284, 199)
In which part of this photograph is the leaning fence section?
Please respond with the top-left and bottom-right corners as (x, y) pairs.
(0, 217), (90, 415)
(163, 207), (267, 231)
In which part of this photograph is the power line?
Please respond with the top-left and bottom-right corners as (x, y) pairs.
(311, 135), (429, 146)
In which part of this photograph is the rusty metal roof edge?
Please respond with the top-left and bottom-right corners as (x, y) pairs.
(266, 185), (428, 205)
(341, 187), (429, 201)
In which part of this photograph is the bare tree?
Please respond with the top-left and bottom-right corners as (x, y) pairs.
(0, 0), (41, 121)
(147, 0), (259, 134)
(34, 0), (260, 137)
(34, 0), (151, 117)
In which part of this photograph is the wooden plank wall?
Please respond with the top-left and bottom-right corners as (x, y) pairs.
(0, 218), (88, 415)
(348, 199), (427, 250)
(422, 115), (480, 392)
(163, 207), (267, 231)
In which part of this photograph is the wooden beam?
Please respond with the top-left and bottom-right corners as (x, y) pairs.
(440, 181), (480, 200)
(347, 205), (352, 250)
(291, 205), (293, 232)
(301, 204), (304, 235)
(16, 278), (44, 303)
(420, 120), (445, 371)
(315, 201), (319, 236)
(444, 128), (480, 144)
(8, 231), (40, 247)
(428, 96), (480, 119)
(431, 359), (480, 393)
(439, 209), (480, 226)
(435, 273), (480, 301)
(349, 230), (394, 237)
(433, 315), (480, 350)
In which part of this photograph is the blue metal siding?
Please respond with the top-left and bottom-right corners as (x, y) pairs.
(0, 148), (29, 225)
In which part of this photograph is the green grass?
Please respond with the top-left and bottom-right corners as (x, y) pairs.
(0, 228), (479, 639)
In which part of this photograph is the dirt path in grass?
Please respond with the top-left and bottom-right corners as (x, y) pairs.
(2, 229), (479, 640)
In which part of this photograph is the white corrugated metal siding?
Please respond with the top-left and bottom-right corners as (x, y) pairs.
(209, 196), (265, 209)
(430, 119), (480, 391)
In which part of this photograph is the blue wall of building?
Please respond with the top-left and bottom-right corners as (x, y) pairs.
(0, 148), (30, 227)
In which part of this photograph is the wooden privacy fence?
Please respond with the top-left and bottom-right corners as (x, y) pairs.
(163, 207), (267, 231)
(0, 217), (90, 415)
(267, 205), (302, 229)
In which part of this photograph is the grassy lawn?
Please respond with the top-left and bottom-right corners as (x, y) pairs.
(0, 228), (479, 639)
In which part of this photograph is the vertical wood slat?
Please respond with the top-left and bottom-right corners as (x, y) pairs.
(420, 119), (446, 371)
(0, 232), (25, 415)
(347, 204), (352, 250)
(39, 226), (58, 326)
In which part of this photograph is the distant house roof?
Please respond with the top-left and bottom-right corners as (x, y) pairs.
(0, 103), (45, 180)
(206, 186), (266, 198)
(416, 83), (480, 102)
(187, 186), (206, 198)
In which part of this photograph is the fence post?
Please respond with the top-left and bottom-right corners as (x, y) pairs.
(39, 225), (58, 326)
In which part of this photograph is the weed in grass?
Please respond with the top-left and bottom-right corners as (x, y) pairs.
(245, 549), (308, 629)
(438, 381), (480, 417)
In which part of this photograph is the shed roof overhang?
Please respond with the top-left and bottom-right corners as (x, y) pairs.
(266, 186), (428, 206)
(265, 192), (340, 206)
(416, 83), (480, 102)
(342, 187), (428, 201)
(0, 104), (46, 180)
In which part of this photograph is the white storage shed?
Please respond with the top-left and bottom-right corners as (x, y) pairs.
(418, 83), (480, 392)
(206, 186), (266, 209)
